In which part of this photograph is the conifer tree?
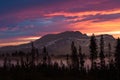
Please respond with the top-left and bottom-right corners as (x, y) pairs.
(89, 34), (98, 69)
(115, 38), (120, 69)
(99, 35), (105, 69)
(108, 43), (113, 67)
(31, 42), (36, 66)
(79, 45), (84, 70)
(48, 55), (52, 65)
(42, 46), (48, 64)
(71, 41), (79, 70)
(108, 43), (111, 58)
(66, 54), (70, 68)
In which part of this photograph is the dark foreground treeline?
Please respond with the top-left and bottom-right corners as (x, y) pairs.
(0, 34), (120, 80)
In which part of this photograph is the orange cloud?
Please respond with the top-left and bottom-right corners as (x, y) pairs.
(72, 18), (120, 38)
(45, 9), (120, 17)
(45, 9), (120, 38)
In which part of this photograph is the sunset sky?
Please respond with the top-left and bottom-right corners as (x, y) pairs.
(0, 0), (120, 47)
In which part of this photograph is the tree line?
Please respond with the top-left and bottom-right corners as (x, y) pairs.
(0, 34), (120, 80)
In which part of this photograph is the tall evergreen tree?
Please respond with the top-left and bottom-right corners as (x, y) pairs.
(19, 51), (25, 67)
(3, 56), (8, 69)
(31, 42), (36, 66)
(71, 41), (79, 70)
(42, 46), (48, 64)
(48, 55), (52, 65)
(115, 38), (120, 69)
(108, 43), (111, 57)
(66, 54), (70, 68)
(99, 35), (105, 69)
(108, 43), (113, 67)
(79, 45), (84, 70)
(89, 34), (98, 69)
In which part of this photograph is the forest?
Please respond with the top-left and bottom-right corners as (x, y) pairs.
(0, 34), (120, 80)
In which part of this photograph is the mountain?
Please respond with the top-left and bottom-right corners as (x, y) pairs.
(0, 31), (116, 55)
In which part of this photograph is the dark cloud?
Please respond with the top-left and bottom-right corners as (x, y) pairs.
(0, 0), (73, 15)
(1, 0), (120, 15)
(0, 16), (72, 39)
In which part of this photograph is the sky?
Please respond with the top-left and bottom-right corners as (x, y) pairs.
(0, 0), (120, 47)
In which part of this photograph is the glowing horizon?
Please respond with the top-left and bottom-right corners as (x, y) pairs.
(0, 31), (119, 47)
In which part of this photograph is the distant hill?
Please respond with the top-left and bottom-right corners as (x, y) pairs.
(0, 31), (116, 55)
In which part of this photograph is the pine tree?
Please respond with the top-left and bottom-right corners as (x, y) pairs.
(79, 45), (84, 70)
(66, 54), (70, 68)
(48, 55), (52, 65)
(19, 51), (25, 67)
(115, 38), (120, 69)
(3, 56), (8, 69)
(42, 46), (48, 64)
(99, 35), (105, 69)
(71, 41), (79, 70)
(115, 38), (120, 80)
(108, 43), (113, 67)
(31, 42), (36, 66)
(108, 43), (111, 58)
(89, 34), (98, 69)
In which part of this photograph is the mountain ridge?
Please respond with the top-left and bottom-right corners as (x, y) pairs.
(0, 31), (116, 55)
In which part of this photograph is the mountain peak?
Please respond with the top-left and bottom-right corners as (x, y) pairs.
(57, 31), (88, 38)
(61, 31), (82, 34)
(35, 31), (88, 44)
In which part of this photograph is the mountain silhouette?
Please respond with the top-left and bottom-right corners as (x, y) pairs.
(0, 31), (115, 55)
